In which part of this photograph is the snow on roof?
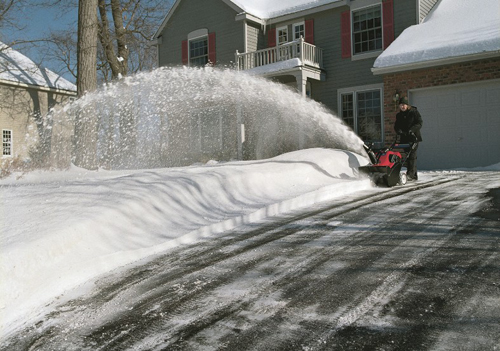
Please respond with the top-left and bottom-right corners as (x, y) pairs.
(373, 0), (500, 73)
(0, 42), (76, 92)
(229, 0), (342, 19)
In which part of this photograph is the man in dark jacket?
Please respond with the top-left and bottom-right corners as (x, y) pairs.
(394, 97), (423, 181)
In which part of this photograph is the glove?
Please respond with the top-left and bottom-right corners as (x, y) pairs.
(409, 132), (417, 142)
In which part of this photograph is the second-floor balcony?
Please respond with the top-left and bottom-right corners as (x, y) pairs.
(235, 38), (324, 74)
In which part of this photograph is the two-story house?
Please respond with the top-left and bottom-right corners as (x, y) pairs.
(0, 42), (76, 172)
(153, 0), (438, 163)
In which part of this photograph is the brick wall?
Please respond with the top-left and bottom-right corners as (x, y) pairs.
(382, 56), (500, 143)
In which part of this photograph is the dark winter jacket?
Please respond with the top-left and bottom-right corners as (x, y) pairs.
(394, 106), (423, 143)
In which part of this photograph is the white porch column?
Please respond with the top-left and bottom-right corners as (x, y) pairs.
(237, 103), (244, 159)
(296, 72), (307, 98)
(295, 71), (307, 148)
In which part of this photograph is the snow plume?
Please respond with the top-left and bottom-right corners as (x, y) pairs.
(54, 66), (364, 170)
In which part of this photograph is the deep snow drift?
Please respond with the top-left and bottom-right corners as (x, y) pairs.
(1, 148), (371, 337)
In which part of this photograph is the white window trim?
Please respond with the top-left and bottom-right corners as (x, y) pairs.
(338, 84), (384, 143)
(350, 3), (384, 59)
(187, 28), (209, 66)
(187, 28), (208, 40)
(293, 21), (305, 40)
(2, 129), (13, 157)
(276, 26), (288, 45)
(350, 0), (381, 11)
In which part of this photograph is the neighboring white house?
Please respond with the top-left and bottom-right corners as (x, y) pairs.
(0, 42), (76, 168)
(372, 0), (500, 169)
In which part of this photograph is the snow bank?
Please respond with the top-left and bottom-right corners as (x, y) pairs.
(0, 148), (371, 337)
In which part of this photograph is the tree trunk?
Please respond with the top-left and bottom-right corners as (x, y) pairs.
(75, 0), (99, 169)
(98, 0), (129, 80)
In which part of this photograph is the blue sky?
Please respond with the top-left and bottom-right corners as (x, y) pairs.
(2, 4), (79, 83)
(2, 2), (173, 84)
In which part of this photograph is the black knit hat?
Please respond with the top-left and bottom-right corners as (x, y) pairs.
(399, 96), (409, 105)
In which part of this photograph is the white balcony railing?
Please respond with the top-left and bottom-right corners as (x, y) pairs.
(235, 37), (323, 71)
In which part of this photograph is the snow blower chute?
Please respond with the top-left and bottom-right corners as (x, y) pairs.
(359, 141), (417, 187)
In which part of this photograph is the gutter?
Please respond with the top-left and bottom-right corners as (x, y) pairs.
(266, 0), (348, 25)
(372, 50), (500, 75)
(234, 0), (349, 25)
(0, 78), (77, 96)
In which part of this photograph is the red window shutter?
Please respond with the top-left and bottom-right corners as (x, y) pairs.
(208, 32), (216, 65)
(305, 19), (314, 44)
(341, 11), (351, 58)
(181, 40), (188, 65)
(383, 0), (394, 49)
(268, 28), (276, 47)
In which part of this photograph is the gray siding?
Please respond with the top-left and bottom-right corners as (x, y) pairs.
(157, 0), (421, 125)
(310, 7), (382, 114)
(419, 0), (439, 22)
(260, 0), (419, 115)
(394, 0), (419, 37)
(246, 22), (265, 52)
(157, 0), (244, 67)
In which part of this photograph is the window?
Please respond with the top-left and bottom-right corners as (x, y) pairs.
(294, 22), (305, 40)
(340, 89), (382, 141)
(277, 26), (288, 45)
(2, 130), (12, 156)
(183, 30), (215, 66)
(352, 5), (382, 55)
(189, 36), (208, 66)
(357, 90), (382, 141)
(341, 2), (392, 59)
(341, 94), (354, 131)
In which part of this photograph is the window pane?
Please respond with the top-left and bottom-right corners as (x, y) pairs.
(356, 90), (382, 141)
(352, 6), (382, 55)
(278, 27), (288, 45)
(341, 94), (355, 131)
(294, 24), (304, 40)
(3, 130), (12, 156)
(189, 37), (208, 66)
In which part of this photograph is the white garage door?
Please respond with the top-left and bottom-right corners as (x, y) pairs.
(410, 80), (500, 170)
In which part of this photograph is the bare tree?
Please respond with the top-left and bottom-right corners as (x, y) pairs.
(31, 0), (172, 83)
(0, 0), (15, 31)
(74, 0), (98, 169)
(98, 0), (128, 80)
(4, 0), (172, 169)
(77, 0), (98, 96)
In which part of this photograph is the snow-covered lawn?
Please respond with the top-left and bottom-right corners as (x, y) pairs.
(1, 148), (372, 338)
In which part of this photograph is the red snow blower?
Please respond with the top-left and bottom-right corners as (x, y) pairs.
(359, 140), (418, 187)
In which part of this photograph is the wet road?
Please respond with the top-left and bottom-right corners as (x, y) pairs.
(2, 172), (500, 350)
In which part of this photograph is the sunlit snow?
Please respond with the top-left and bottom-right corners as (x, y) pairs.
(1, 148), (371, 336)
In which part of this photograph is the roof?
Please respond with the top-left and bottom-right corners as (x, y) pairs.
(228, 0), (342, 19)
(0, 42), (76, 93)
(373, 0), (500, 74)
(154, 0), (345, 39)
